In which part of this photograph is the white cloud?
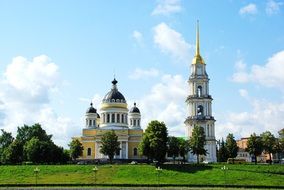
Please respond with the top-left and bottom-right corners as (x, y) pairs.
(232, 59), (250, 83)
(132, 30), (143, 46)
(239, 3), (258, 15)
(0, 55), (74, 148)
(232, 50), (284, 88)
(266, 0), (283, 15)
(152, 0), (181, 16)
(138, 74), (188, 136)
(216, 97), (284, 140)
(92, 94), (103, 111)
(129, 68), (160, 80)
(239, 89), (249, 99)
(225, 50), (284, 140)
(153, 22), (193, 63)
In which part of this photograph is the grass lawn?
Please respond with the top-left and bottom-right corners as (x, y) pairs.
(0, 163), (283, 187)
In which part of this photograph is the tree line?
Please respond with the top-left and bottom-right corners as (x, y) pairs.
(0, 123), (70, 164)
(218, 130), (284, 164)
(96, 120), (284, 165)
(1, 121), (283, 165)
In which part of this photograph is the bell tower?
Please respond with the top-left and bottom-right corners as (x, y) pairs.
(185, 21), (217, 163)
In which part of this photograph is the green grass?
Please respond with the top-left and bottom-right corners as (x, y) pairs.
(0, 163), (283, 187)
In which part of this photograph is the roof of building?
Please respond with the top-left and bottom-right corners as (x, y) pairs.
(103, 79), (126, 103)
(129, 102), (140, 113)
(86, 103), (97, 113)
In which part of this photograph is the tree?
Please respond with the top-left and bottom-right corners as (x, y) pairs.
(16, 123), (52, 160)
(0, 129), (14, 161)
(69, 139), (84, 161)
(139, 120), (168, 163)
(167, 136), (180, 163)
(189, 125), (207, 164)
(61, 149), (71, 164)
(225, 133), (238, 162)
(23, 137), (42, 163)
(246, 133), (263, 164)
(0, 129), (14, 149)
(139, 135), (152, 161)
(273, 138), (283, 160)
(178, 138), (189, 163)
(277, 128), (284, 159)
(260, 131), (276, 164)
(16, 123), (52, 144)
(217, 138), (228, 162)
(1, 140), (23, 164)
(0, 124), (69, 164)
(100, 130), (120, 164)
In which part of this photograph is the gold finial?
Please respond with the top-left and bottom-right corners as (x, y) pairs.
(192, 20), (204, 64)
(196, 20), (200, 56)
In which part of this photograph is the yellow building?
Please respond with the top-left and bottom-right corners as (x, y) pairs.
(236, 137), (267, 163)
(75, 78), (143, 160)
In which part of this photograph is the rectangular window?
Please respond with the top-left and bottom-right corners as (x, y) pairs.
(133, 148), (138, 156)
(87, 148), (91, 156)
(134, 120), (136, 126)
(112, 113), (115, 123)
(107, 114), (110, 123)
(117, 113), (120, 123)
(121, 114), (124, 123)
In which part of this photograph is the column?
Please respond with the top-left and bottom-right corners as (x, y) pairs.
(120, 142), (122, 159)
(126, 142), (128, 159)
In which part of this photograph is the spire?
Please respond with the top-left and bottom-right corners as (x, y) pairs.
(192, 20), (204, 64)
(196, 20), (200, 56)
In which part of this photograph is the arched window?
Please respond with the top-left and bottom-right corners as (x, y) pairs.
(197, 105), (204, 116)
(197, 86), (202, 97)
(87, 148), (91, 156)
(133, 148), (138, 156)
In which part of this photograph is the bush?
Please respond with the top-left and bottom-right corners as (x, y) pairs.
(227, 158), (246, 164)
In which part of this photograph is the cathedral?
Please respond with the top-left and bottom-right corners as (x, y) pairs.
(75, 79), (143, 160)
(185, 22), (217, 163)
(75, 22), (217, 163)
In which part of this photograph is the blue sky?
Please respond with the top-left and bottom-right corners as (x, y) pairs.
(0, 0), (283, 147)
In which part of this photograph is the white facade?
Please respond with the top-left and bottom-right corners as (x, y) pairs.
(185, 22), (217, 163)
